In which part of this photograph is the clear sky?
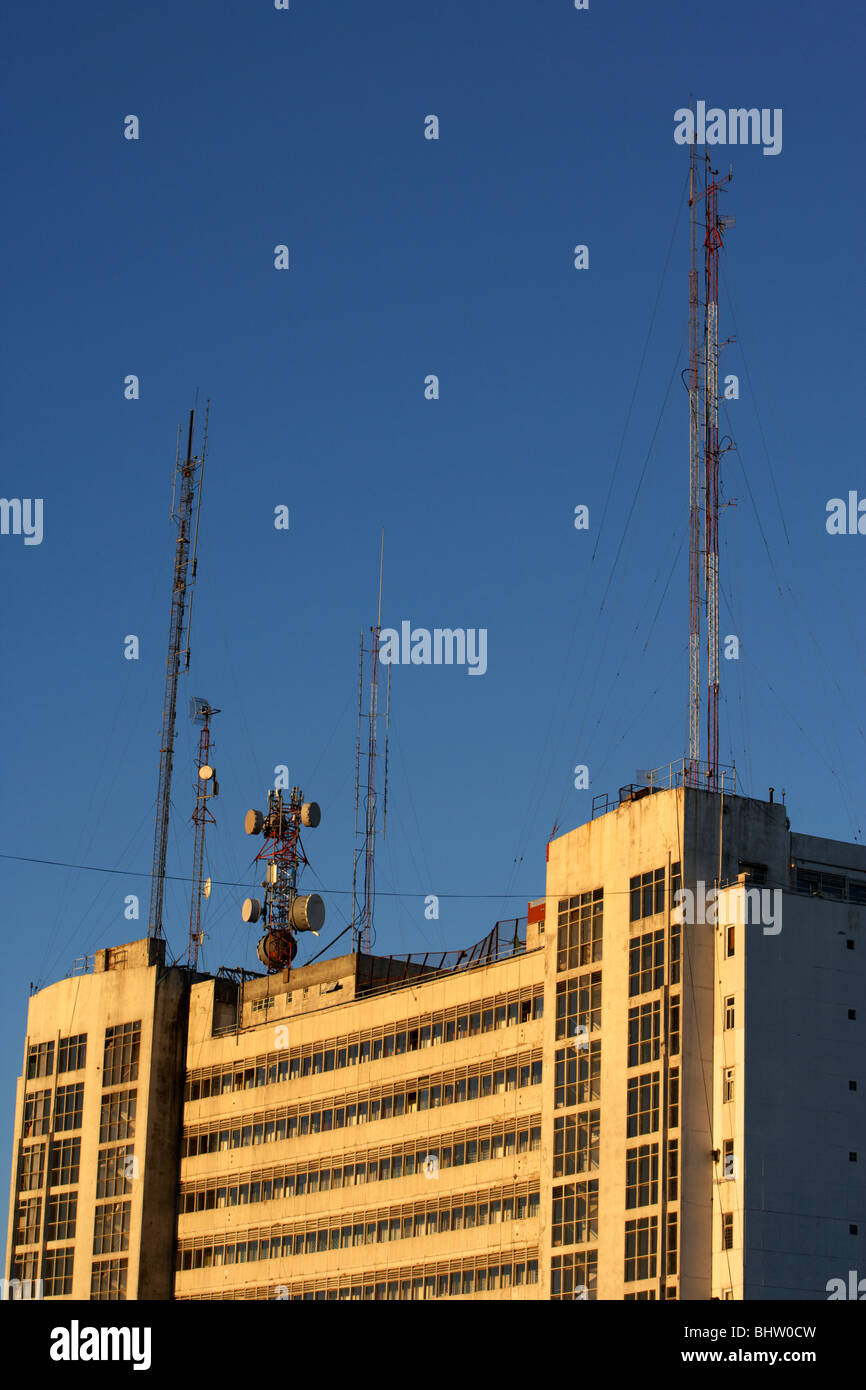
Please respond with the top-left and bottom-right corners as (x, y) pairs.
(1, 0), (864, 1250)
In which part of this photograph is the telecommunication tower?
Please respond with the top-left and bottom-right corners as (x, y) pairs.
(352, 534), (390, 955)
(684, 143), (732, 789)
(687, 132), (702, 788)
(187, 697), (220, 970)
(703, 154), (733, 787)
(147, 404), (208, 940)
(241, 788), (325, 973)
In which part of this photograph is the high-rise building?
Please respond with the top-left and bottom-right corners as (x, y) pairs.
(5, 773), (864, 1299)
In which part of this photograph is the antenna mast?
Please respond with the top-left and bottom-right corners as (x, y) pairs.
(352, 533), (390, 955)
(687, 123), (702, 788)
(703, 155), (732, 787)
(187, 698), (220, 970)
(147, 403), (209, 940)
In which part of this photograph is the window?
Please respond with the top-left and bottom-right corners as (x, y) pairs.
(628, 930), (664, 996)
(555, 972), (602, 1040)
(27, 1041), (54, 1079)
(57, 1034), (87, 1073)
(722, 1212), (734, 1250)
(554, 1041), (601, 1108)
(626, 1073), (659, 1137)
(723, 1138), (735, 1180)
(96, 1146), (134, 1200)
(93, 1202), (131, 1255)
(551, 1179), (598, 1247)
(551, 1250), (597, 1300)
(668, 996), (680, 1056)
(103, 1022), (141, 1086)
(725, 924), (735, 959)
(557, 889), (604, 970)
(18, 1145), (45, 1192)
(99, 1090), (136, 1143)
(670, 912), (681, 986)
(14, 1195), (42, 1245)
(90, 1258), (128, 1300)
(666, 1213), (678, 1276)
(724, 996), (735, 1030)
(54, 1084), (84, 1133)
(43, 1247), (74, 1297)
(668, 1068), (679, 1130)
(50, 1138), (81, 1188)
(10, 1252), (39, 1285)
(667, 1138), (679, 1200)
(630, 867), (665, 923)
(625, 1216), (658, 1282)
(625, 1144), (658, 1208)
(627, 1001), (660, 1067)
(553, 1110), (600, 1177)
(22, 1089), (51, 1138)
(723, 1067), (735, 1103)
(46, 1193), (77, 1243)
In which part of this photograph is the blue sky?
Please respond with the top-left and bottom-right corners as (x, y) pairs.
(1, 0), (864, 1246)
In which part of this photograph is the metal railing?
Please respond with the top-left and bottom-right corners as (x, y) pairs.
(356, 917), (528, 998)
(591, 757), (737, 818)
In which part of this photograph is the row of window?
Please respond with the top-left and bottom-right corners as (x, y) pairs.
(554, 1042), (601, 1110)
(18, 1137), (80, 1191)
(178, 1252), (540, 1301)
(552, 1110), (600, 1177)
(177, 1184), (541, 1271)
(91, 1258), (128, 1300)
(555, 972), (602, 1041)
(556, 890), (603, 972)
(182, 1052), (544, 1157)
(551, 1179), (598, 1248)
(26, 1034), (87, 1081)
(627, 1068), (679, 1137)
(22, 1084), (84, 1139)
(627, 997), (680, 1067)
(625, 1142), (679, 1210)
(796, 868), (866, 904)
(179, 1119), (542, 1213)
(185, 991), (544, 1101)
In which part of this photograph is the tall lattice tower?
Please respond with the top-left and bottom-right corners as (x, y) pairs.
(147, 404), (208, 940)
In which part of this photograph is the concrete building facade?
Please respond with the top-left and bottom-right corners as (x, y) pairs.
(6, 781), (865, 1299)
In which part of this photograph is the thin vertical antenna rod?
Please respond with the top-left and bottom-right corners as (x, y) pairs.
(687, 122), (702, 788)
(353, 533), (389, 955)
(351, 633), (364, 941)
(188, 700), (219, 970)
(704, 156), (728, 787)
(361, 533), (385, 954)
(147, 407), (207, 939)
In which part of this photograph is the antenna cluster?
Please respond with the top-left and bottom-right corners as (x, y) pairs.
(241, 787), (325, 973)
